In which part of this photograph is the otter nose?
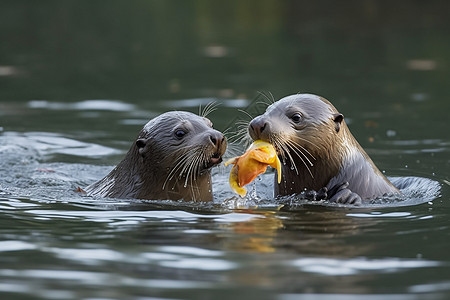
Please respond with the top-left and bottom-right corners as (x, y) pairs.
(249, 117), (267, 139)
(209, 131), (225, 148)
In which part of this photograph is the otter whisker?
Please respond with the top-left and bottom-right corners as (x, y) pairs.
(255, 100), (272, 107)
(284, 139), (315, 179)
(189, 150), (203, 184)
(285, 139), (316, 163)
(235, 120), (250, 126)
(188, 149), (208, 201)
(257, 90), (276, 105)
(270, 137), (287, 163)
(166, 147), (202, 200)
(235, 127), (250, 139)
(274, 135), (314, 178)
(290, 149), (313, 178)
(294, 135), (321, 150)
(268, 91), (275, 104)
(226, 126), (252, 148)
(287, 143), (314, 171)
(284, 139), (314, 178)
(184, 154), (197, 194)
(181, 157), (196, 199)
(224, 141), (247, 158)
(275, 137), (300, 176)
(163, 145), (204, 190)
(235, 125), (251, 135)
(181, 145), (208, 188)
(163, 151), (192, 190)
(200, 101), (219, 118)
(181, 151), (200, 183)
(237, 109), (255, 120)
(223, 124), (244, 136)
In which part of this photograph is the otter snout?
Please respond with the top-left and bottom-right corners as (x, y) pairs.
(206, 130), (227, 166)
(249, 116), (270, 141)
(209, 131), (226, 150)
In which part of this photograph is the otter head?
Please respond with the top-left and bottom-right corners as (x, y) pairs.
(248, 94), (347, 193)
(133, 111), (227, 201)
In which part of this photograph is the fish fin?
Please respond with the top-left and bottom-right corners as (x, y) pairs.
(228, 164), (247, 197)
(269, 156), (282, 184)
(224, 157), (238, 167)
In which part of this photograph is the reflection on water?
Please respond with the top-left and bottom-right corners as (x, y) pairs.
(222, 210), (284, 253)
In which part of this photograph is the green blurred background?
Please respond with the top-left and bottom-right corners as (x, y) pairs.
(0, 0), (448, 145)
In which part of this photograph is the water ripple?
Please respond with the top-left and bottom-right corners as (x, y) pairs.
(290, 257), (443, 276)
(24, 209), (264, 224)
(0, 241), (37, 252)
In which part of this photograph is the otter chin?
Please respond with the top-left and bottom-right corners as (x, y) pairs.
(86, 111), (227, 202)
(248, 93), (400, 204)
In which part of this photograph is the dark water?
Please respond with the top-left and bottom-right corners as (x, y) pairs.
(1, 1), (449, 299)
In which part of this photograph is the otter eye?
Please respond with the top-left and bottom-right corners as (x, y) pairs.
(291, 113), (302, 123)
(175, 129), (186, 139)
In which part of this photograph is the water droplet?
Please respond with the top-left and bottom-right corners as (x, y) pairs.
(250, 182), (258, 199)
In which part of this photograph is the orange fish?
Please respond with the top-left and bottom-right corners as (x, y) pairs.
(224, 140), (282, 197)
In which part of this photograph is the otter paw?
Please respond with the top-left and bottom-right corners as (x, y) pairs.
(329, 189), (362, 205)
(327, 182), (362, 205)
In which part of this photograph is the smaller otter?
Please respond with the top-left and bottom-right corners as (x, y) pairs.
(248, 94), (399, 204)
(86, 111), (226, 202)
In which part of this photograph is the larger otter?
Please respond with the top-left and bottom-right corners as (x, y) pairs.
(86, 111), (226, 202)
(248, 94), (399, 204)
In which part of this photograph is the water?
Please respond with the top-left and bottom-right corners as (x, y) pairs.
(1, 1), (449, 299)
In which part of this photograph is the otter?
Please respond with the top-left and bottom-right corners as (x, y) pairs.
(86, 111), (226, 202)
(248, 93), (399, 204)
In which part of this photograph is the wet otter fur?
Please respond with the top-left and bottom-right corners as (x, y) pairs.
(248, 94), (399, 204)
(86, 111), (226, 202)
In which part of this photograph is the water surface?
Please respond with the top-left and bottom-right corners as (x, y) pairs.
(1, 1), (449, 299)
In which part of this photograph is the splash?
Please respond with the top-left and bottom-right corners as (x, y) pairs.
(224, 140), (281, 197)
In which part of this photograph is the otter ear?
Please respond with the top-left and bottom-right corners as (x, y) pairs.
(136, 138), (148, 155)
(136, 138), (146, 149)
(333, 113), (344, 133)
